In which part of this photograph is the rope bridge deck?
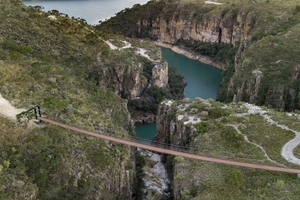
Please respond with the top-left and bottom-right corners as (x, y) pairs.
(38, 116), (300, 174)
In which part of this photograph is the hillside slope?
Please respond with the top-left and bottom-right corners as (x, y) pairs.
(0, 0), (146, 198)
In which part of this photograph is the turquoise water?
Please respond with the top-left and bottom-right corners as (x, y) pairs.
(161, 47), (222, 99)
(135, 123), (156, 144)
(136, 48), (222, 142)
(23, 0), (149, 25)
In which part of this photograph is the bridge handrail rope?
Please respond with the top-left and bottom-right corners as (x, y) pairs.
(126, 136), (191, 151)
(25, 105), (41, 119)
(37, 116), (300, 174)
(124, 136), (264, 163)
(125, 136), (276, 163)
(16, 105), (42, 124)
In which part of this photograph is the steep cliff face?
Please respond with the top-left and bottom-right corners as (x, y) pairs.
(99, 0), (300, 111)
(155, 98), (217, 153)
(145, 9), (251, 48)
(152, 61), (168, 88)
(226, 25), (300, 110)
(101, 1), (253, 54)
(93, 44), (169, 100)
(97, 61), (148, 99)
(126, 57), (185, 124)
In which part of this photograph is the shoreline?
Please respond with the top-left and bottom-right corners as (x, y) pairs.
(154, 41), (226, 70)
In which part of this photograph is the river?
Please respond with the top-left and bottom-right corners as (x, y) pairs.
(22, 0), (222, 142)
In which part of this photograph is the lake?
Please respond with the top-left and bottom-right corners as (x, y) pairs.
(23, 0), (149, 25)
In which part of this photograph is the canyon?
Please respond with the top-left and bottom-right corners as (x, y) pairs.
(99, 0), (300, 111)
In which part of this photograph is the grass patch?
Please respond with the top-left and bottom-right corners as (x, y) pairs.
(241, 115), (297, 166)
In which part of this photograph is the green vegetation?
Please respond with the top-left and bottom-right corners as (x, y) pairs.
(0, 0), (184, 198)
(0, 0), (142, 198)
(216, 63), (235, 102)
(98, 0), (166, 38)
(2, 0), (300, 199)
(168, 66), (186, 99)
(176, 39), (237, 64)
(100, 0), (300, 198)
(0, 116), (133, 199)
(132, 150), (146, 199)
(164, 98), (300, 199)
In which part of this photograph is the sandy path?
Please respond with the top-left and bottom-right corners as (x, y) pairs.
(204, 1), (224, 5)
(229, 124), (285, 167)
(263, 115), (300, 165)
(236, 103), (300, 165)
(104, 39), (151, 60)
(0, 93), (25, 120)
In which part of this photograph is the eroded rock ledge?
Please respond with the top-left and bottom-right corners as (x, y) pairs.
(133, 111), (156, 125)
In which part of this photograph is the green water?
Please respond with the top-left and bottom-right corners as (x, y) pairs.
(135, 47), (223, 141)
(135, 123), (156, 144)
(161, 47), (222, 99)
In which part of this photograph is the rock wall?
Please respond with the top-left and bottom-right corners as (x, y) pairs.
(155, 100), (197, 148)
(132, 110), (156, 125)
(136, 4), (300, 110)
(97, 63), (148, 99)
(98, 58), (169, 100)
(152, 61), (168, 88)
(144, 10), (252, 48)
(154, 98), (209, 199)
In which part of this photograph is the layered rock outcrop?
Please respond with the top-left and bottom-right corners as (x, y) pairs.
(97, 63), (148, 99)
(96, 50), (169, 99)
(152, 61), (168, 88)
(142, 10), (251, 48)
(155, 99), (202, 148)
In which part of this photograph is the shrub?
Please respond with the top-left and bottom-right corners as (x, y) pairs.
(208, 107), (230, 119)
(43, 96), (68, 111)
(168, 66), (185, 99)
(225, 169), (244, 188)
(195, 122), (207, 134)
(147, 86), (167, 103)
(220, 126), (244, 149)
(173, 156), (184, 163)
(296, 5), (300, 13)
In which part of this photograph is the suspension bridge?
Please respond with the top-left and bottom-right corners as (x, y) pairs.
(20, 105), (300, 174)
(35, 115), (300, 174)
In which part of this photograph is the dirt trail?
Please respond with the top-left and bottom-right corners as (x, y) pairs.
(235, 103), (300, 165)
(0, 93), (25, 121)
